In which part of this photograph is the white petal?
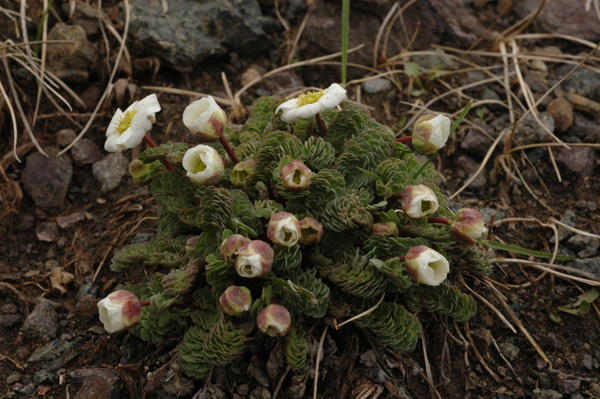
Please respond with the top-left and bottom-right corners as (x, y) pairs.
(97, 298), (126, 333)
(104, 133), (124, 152)
(106, 109), (124, 137)
(275, 99), (300, 115)
(293, 102), (322, 120)
(318, 83), (347, 108)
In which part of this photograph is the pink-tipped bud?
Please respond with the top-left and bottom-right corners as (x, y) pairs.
(185, 236), (199, 259)
(257, 304), (291, 337)
(412, 114), (451, 155)
(267, 212), (300, 247)
(404, 246), (450, 286)
(221, 234), (251, 263)
(402, 184), (439, 219)
(235, 240), (274, 278)
(219, 286), (252, 316)
(370, 222), (399, 237)
(230, 159), (256, 188)
(280, 160), (312, 190)
(450, 208), (486, 246)
(183, 96), (227, 140)
(298, 217), (324, 245)
(97, 290), (142, 333)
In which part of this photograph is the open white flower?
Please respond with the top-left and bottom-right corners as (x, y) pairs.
(182, 144), (225, 185)
(105, 94), (161, 152)
(235, 240), (274, 278)
(401, 184), (439, 219)
(412, 114), (451, 155)
(267, 211), (300, 247)
(97, 290), (142, 333)
(275, 83), (346, 123)
(183, 96), (227, 140)
(404, 246), (450, 286)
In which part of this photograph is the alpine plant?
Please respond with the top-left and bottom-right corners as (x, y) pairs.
(99, 87), (491, 378)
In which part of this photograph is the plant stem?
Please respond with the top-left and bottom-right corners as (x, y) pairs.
(315, 113), (328, 136)
(427, 217), (450, 224)
(382, 256), (405, 262)
(143, 135), (176, 172)
(219, 135), (240, 164)
(396, 136), (413, 143)
(140, 301), (151, 307)
(386, 193), (406, 202)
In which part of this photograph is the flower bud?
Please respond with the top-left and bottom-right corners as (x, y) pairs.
(370, 222), (399, 237)
(219, 286), (252, 316)
(235, 240), (274, 278)
(230, 159), (256, 188)
(129, 159), (159, 183)
(450, 208), (486, 246)
(412, 114), (451, 155)
(183, 96), (227, 140)
(298, 217), (324, 245)
(257, 304), (291, 337)
(97, 290), (142, 333)
(185, 236), (199, 259)
(280, 160), (312, 190)
(221, 234), (251, 263)
(267, 212), (300, 247)
(404, 246), (450, 286)
(182, 144), (225, 185)
(402, 184), (439, 219)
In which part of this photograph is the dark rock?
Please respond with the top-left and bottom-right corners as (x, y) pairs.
(46, 23), (97, 84)
(33, 370), (54, 385)
(1, 303), (18, 314)
(27, 339), (78, 371)
(582, 353), (599, 370)
(0, 314), (22, 328)
(61, 2), (107, 36)
(6, 373), (21, 384)
(362, 78), (392, 94)
(547, 98), (573, 132)
(556, 146), (596, 177)
(557, 65), (600, 102)
(69, 368), (121, 399)
(471, 328), (493, 354)
(514, 112), (555, 145)
(57, 129), (77, 147)
(524, 72), (550, 94)
(558, 379), (580, 394)
(566, 235), (600, 258)
(411, 49), (456, 70)
(480, 208), (506, 224)
(36, 222), (60, 242)
(568, 113), (600, 142)
(532, 389), (562, 399)
(57, 211), (86, 229)
(18, 383), (35, 396)
(454, 154), (487, 189)
(129, 0), (272, 72)
(22, 301), (59, 342)
(572, 257), (600, 278)
(130, 232), (156, 244)
(514, 1), (600, 42)
(92, 153), (130, 193)
(460, 122), (495, 157)
(71, 139), (103, 165)
(21, 151), (73, 214)
(550, 210), (576, 243)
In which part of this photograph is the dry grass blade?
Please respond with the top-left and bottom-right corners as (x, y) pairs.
(464, 323), (502, 385)
(313, 325), (328, 399)
(287, 11), (309, 65)
(494, 258), (600, 285)
(0, 79), (20, 162)
(140, 86), (229, 105)
(32, 0), (50, 129)
(336, 294), (385, 328)
(372, 1), (399, 68)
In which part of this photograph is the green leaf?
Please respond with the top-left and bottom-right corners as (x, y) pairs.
(556, 289), (598, 316)
(404, 62), (420, 77)
(481, 240), (576, 261)
(549, 312), (562, 323)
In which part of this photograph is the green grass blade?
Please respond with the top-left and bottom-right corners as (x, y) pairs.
(481, 240), (576, 261)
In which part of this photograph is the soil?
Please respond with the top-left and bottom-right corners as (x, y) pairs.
(1, 1), (600, 399)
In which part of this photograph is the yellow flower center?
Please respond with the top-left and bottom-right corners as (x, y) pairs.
(195, 158), (207, 173)
(297, 90), (324, 106)
(116, 109), (137, 135)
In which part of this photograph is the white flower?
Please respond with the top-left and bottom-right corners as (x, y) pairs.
(267, 212), (300, 247)
(182, 144), (225, 185)
(183, 96), (227, 140)
(404, 246), (450, 286)
(105, 94), (161, 152)
(97, 290), (142, 333)
(235, 240), (274, 278)
(275, 83), (347, 123)
(412, 114), (451, 155)
(257, 304), (291, 337)
(401, 184), (439, 219)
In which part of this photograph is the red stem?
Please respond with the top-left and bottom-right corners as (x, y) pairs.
(382, 256), (406, 262)
(143, 135), (176, 172)
(219, 136), (240, 165)
(427, 217), (451, 225)
(139, 301), (151, 307)
(396, 136), (413, 143)
(315, 113), (328, 136)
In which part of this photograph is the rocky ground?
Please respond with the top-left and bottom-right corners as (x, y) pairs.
(1, 0), (600, 398)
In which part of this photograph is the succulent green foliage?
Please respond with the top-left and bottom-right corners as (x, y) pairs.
(404, 284), (477, 322)
(285, 324), (308, 371)
(110, 236), (189, 272)
(352, 299), (421, 353)
(110, 94), (491, 378)
(139, 142), (189, 165)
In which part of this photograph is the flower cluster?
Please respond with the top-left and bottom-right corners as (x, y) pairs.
(98, 85), (489, 381)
